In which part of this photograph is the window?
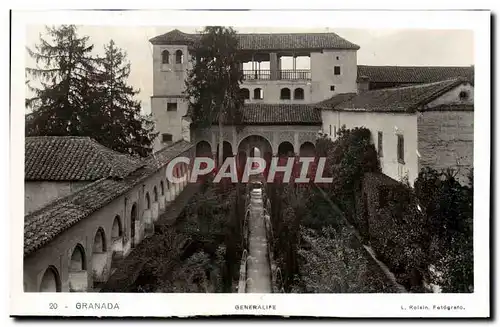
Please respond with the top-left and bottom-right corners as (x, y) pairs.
(280, 88), (291, 100)
(336, 56), (340, 60)
(175, 50), (183, 64)
(334, 66), (341, 75)
(334, 125), (337, 136)
(161, 50), (170, 64)
(253, 88), (263, 100)
(162, 133), (173, 142)
(459, 90), (469, 100)
(167, 102), (177, 111)
(397, 134), (405, 164)
(330, 85), (335, 91)
(329, 125), (332, 136)
(377, 131), (383, 157)
(294, 88), (304, 100)
(241, 88), (250, 100)
(145, 193), (151, 209)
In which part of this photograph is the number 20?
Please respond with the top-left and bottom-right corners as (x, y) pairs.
(49, 303), (58, 310)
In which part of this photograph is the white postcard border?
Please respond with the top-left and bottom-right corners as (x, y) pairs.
(10, 9), (490, 318)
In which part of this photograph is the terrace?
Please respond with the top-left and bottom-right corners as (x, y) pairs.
(239, 51), (311, 81)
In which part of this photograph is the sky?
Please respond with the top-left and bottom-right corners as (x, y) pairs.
(25, 26), (474, 114)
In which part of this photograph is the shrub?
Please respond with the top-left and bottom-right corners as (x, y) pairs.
(317, 127), (381, 223)
(414, 167), (473, 292)
(297, 226), (395, 293)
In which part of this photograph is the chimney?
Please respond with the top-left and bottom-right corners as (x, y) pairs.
(357, 75), (370, 93)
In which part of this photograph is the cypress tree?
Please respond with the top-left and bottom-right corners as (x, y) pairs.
(26, 26), (157, 157)
(92, 40), (157, 157)
(184, 26), (244, 166)
(26, 25), (97, 136)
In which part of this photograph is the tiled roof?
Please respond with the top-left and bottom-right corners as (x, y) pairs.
(145, 140), (194, 169)
(150, 29), (360, 50)
(315, 92), (357, 109)
(25, 136), (143, 181)
(186, 103), (322, 125)
(24, 140), (194, 256)
(318, 78), (471, 113)
(357, 65), (474, 84)
(241, 104), (322, 125)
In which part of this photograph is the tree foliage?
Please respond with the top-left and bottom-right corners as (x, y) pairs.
(92, 40), (157, 156)
(26, 25), (97, 136)
(297, 226), (395, 293)
(414, 167), (473, 293)
(26, 25), (157, 157)
(318, 127), (381, 223)
(184, 26), (244, 129)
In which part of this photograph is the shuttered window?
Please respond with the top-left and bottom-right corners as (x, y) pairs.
(397, 134), (404, 164)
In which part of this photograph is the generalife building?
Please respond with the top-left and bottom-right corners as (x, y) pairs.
(149, 29), (474, 185)
(23, 29), (474, 293)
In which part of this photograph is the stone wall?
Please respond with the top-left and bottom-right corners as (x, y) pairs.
(25, 181), (91, 215)
(417, 110), (474, 185)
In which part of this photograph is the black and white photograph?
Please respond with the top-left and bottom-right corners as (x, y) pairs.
(9, 8), (490, 318)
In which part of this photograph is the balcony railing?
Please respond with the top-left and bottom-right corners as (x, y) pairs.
(242, 69), (311, 81)
(243, 69), (271, 80)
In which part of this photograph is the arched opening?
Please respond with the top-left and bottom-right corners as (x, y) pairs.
(195, 142), (213, 183)
(131, 203), (137, 248)
(160, 181), (165, 196)
(280, 88), (291, 100)
(196, 140), (212, 158)
(111, 215), (123, 266)
(216, 141), (233, 164)
(253, 88), (263, 100)
(93, 228), (106, 253)
(161, 50), (170, 64)
(111, 215), (122, 239)
(299, 142), (316, 157)
(294, 88), (304, 100)
(145, 192), (151, 210)
(241, 88), (250, 100)
(299, 142), (317, 183)
(278, 141), (295, 157)
(70, 244), (86, 271)
(238, 135), (273, 182)
(92, 228), (108, 287)
(40, 266), (61, 292)
(69, 244), (87, 292)
(175, 50), (183, 64)
(153, 186), (158, 202)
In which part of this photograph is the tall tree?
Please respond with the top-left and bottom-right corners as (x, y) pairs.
(26, 26), (157, 157)
(26, 25), (96, 136)
(184, 26), (244, 166)
(92, 40), (157, 157)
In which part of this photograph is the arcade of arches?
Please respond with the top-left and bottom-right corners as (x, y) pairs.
(194, 127), (318, 181)
(193, 125), (319, 160)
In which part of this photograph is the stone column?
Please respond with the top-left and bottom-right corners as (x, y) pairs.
(270, 52), (278, 80)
